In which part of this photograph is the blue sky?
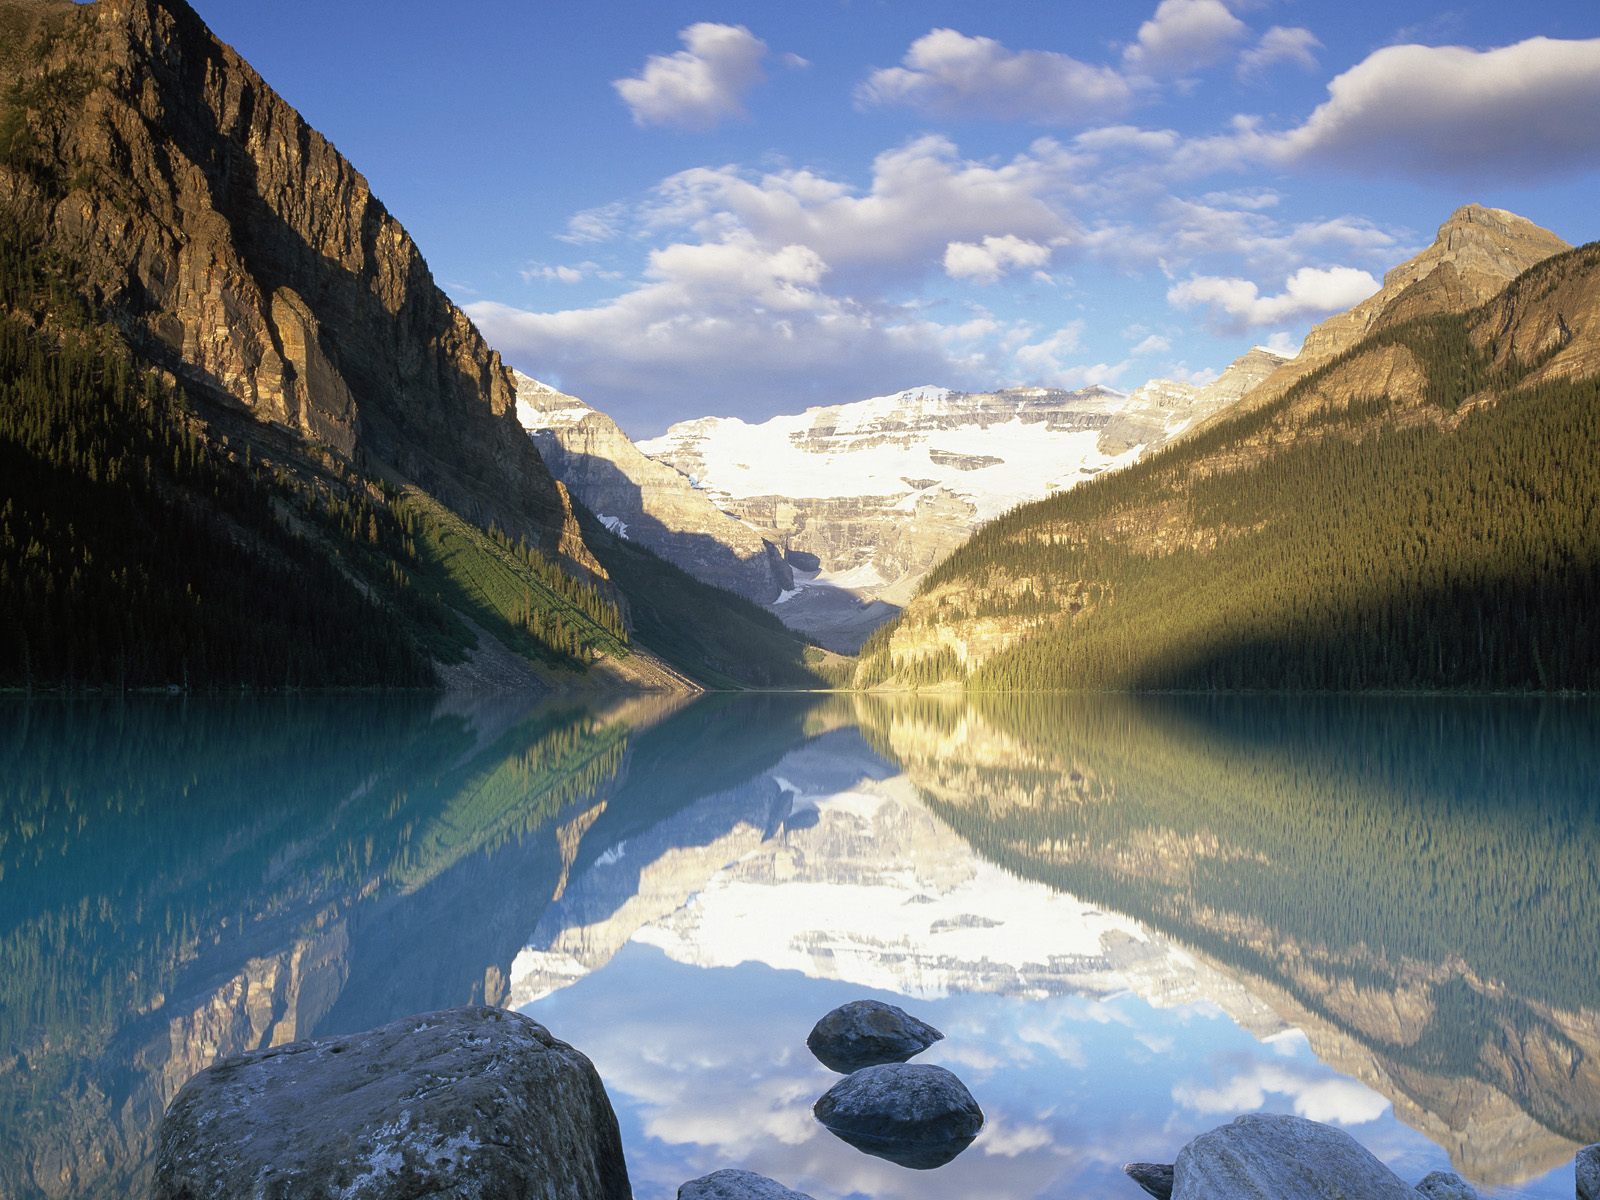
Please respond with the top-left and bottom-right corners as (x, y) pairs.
(191, 1), (1600, 435)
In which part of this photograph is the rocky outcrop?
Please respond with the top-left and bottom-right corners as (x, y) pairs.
(1415, 1170), (1478, 1199)
(1578, 1143), (1600, 1200)
(678, 1169), (815, 1200)
(1210, 205), (1570, 429)
(812, 1062), (983, 1169)
(152, 1006), (631, 1200)
(1171, 1113), (1419, 1200)
(516, 373), (793, 603)
(1100, 347), (1287, 455)
(1, 0), (587, 563)
(805, 999), (943, 1073)
(1123, 1162), (1175, 1198)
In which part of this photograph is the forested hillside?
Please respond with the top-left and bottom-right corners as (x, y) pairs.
(857, 242), (1600, 692)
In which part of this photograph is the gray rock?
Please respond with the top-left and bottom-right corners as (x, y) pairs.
(1124, 1161), (1175, 1198)
(1579, 1144), (1600, 1200)
(1172, 1113), (1418, 1200)
(152, 1005), (630, 1200)
(678, 1168), (815, 1199)
(1416, 1169), (1478, 1199)
(813, 1062), (982, 1170)
(806, 999), (944, 1073)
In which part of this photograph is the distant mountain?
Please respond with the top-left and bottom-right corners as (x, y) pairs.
(515, 373), (794, 604)
(628, 352), (1282, 651)
(0, 0), (816, 691)
(855, 206), (1596, 691)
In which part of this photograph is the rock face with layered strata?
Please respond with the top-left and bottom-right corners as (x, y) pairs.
(152, 1006), (630, 1200)
(516, 373), (793, 603)
(0, 0), (584, 561)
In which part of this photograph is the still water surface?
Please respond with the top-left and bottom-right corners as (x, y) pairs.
(1, 693), (1595, 1198)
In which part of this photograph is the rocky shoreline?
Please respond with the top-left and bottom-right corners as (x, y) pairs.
(150, 1003), (1600, 1199)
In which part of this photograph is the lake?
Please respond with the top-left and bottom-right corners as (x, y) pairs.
(1, 692), (1595, 1198)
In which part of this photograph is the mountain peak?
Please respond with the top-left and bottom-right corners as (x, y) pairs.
(1387, 204), (1570, 294)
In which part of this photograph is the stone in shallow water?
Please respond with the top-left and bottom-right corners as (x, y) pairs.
(152, 1005), (630, 1200)
(805, 999), (944, 1073)
(1172, 1113), (1418, 1200)
(1123, 1161), (1175, 1198)
(812, 1062), (982, 1170)
(678, 1168), (816, 1199)
(1415, 1169), (1478, 1199)
(1578, 1144), (1600, 1200)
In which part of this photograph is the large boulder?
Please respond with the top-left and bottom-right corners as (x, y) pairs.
(1172, 1113), (1417, 1200)
(813, 1062), (982, 1170)
(1578, 1144), (1600, 1200)
(678, 1168), (815, 1199)
(1415, 1170), (1477, 1199)
(152, 1005), (631, 1200)
(806, 999), (943, 1073)
(1124, 1161), (1175, 1198)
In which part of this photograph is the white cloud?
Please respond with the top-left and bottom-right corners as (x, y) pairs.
(1173, 1062), (1391, 1127)
(520, 261), (622, 285)
(614, 23), (770, 130)
(1238, 26), (1321, 79)
(944, 235), (1054, 285)
(1124, 0), (1248, 77)
(558, 202), (629, 245)
(1131, 333), (1171, 355)
(1167, 265), (1378, 331)
(1275, 36), (1600, 179)
(1012, 324), (1131, 389)
(858, 28), (1132, 124)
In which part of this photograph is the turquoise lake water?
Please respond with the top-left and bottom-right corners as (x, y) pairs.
(1, 692), (1595, 1198)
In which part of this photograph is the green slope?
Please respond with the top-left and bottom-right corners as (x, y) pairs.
(859, 246), (1600, 693)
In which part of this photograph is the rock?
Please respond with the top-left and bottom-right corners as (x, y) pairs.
(1579, 1143), (1600, 1200)
(1172, 1113), (1418, 1200)
(806, 999), (944, 1073)
(1124, 1161), (1175, 1198)
(813, 1062), (982, 1170)
(678, 1168), (815, 1199)
(152, 1005), (630, 1200)
(1416, 1169), (1478, 1198)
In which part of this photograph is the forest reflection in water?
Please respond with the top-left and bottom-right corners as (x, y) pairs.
(0, 691), (1594, 1198)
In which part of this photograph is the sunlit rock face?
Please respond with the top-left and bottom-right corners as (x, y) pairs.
(516, 374), (794, 604)
(633, 353), (1281, 650)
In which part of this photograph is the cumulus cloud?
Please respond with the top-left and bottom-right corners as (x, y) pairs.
(858, 28), (1132, 124)
(614, 23), (769, 130)
(1173, 1062), (1391, 1127)
(1238, 26), (1321, 79)
(1167, 265), (1378, 331)
(1274, 36), (1600, 179)
(1124, 0), (1248, 77)
(944, 235), (1055, 284)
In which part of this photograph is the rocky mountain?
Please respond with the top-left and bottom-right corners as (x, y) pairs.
(856, 205), (1596, 692)
(0, 0), (817, 691)
(629, 351), (1282, 651)
(515, 373), (793, 604)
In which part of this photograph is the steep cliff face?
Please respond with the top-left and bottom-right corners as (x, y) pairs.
(0, 0), (582, 558)
(515, 373), (793, 604)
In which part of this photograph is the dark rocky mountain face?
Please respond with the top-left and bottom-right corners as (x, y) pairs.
(1, 0), (583, 561)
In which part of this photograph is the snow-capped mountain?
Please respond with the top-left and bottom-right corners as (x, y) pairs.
(638, 350), (1285, 649)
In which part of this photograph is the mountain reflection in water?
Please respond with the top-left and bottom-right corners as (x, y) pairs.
(0, 693), (1594, 1199)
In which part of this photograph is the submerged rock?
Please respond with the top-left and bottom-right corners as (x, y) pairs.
(1578, 1144), (1600, 1200)
(1416, 1170), (1478, 1199)
(1123, 1161), (1175, 1198)
(1172, 1113), (1418, 1200)
(806, 999), (944, 1073)
(152, 1005), (630, 1200)
(678, 1168), (816, 1199)
(813, 1062), (982, 1169)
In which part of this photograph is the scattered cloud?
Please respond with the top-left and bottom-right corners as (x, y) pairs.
(858, 28), (1132, 124)
(1173, 1061), (1391, 1127)
(614, 23), (770, 130)
(1238, 26), (1321, 80)
(558, 202), (629, 245)
(520, 261), (623, 284)
(1273, 36), (1600, 179)
(1168, 265), (1378, 332)
(1130, 333), (1172, 355)
(944, 235), (1055, 285)
(1123, 0), (1248, 77)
